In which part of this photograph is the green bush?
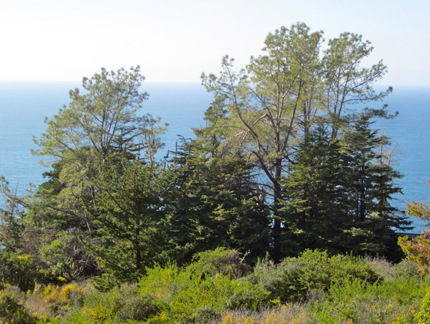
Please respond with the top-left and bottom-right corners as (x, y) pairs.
(187, 306), (221, 323)
(311, 275), (429, 323)
(0, 251), (62, 292)
(138, 261), (269, 322)
(62, 282), (160, 323)
(92, 273), (122, 292)
(271, 250), (381, 302)
(187, 247), (252, 279)
(114, 284), (161, 323)
(0, 289), (37, 323)
(246, 254), (282, 291)
(415, 289), (430, 324)
(390, 259), (422, 280)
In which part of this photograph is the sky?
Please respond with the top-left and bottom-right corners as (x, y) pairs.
(1, 0), (429, 86)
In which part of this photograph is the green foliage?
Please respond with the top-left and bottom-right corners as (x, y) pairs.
(271, 250), (380, 303)
(168, 140), (270, 265)
(83, 158), (177, 283)
(281, 116), (411, 260)
(280, 126), (353, 256)
(61, 283), (156, 323)
(0, 252), (61, 292)
(0, 289), (37, 323)
(1, 250), (429, 324)
(138, 260), (270, 322)
(390, 259), (422, 280)
(246, 254), (284, 293)
(415, 289), (430, 324)
(114, 284), (161, 323)
(342, 114), (411, 261)
(92, 273), (122, 293)
(311, 275), (428, 324)
(188, 248), (252, 279)
(28, 67), (168, 282)
(199, 22), (392, 261)
(39, 231), (89, 281)
(33, 66), (162, 163)
(56, 252), (268, 323)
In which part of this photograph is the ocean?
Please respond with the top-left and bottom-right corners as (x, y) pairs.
(0, 82), (429, 232)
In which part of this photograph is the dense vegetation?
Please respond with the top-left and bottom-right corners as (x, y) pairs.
(1, 249), (430, 323)
(2, 22), (430, 323)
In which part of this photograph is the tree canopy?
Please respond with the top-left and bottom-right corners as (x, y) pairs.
(198, 22), (395, 260)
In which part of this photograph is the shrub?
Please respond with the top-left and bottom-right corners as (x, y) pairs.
(415, 289), (430, 324)
(92, 273), (122, 292)
(399, 231), (430, 276)
(390, 259), (421, 280)
(63, 287), (119, 323)
(311, 275), (429, 324)
(246, 254), (283, 291)
(271, 250), (381, 302)
(188, 306), (221, 323)
(138, 261), (270, 322)
(365, 255), (393, 279)
(188, 248), (252, 279)
(0, 251), (63, 292)
(0, 288), (37, 323)
(114, 284), (161, 323)
(23, 282), (90, 320)
(61, 282), (161, 323)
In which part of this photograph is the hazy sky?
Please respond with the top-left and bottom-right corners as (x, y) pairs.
(1, 0), (429, 86)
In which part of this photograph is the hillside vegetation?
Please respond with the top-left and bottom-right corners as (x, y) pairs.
(2, 22), (430, 323)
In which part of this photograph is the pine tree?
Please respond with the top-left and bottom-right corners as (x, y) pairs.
(280, 127), (352, 255)
(167, 139), (270, 265)
(342, 114), (412, 260)
(280, 115), (412, 260)
(82, 158), (177, 282)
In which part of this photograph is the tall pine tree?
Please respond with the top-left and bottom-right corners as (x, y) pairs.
(281, 115), (411, 261)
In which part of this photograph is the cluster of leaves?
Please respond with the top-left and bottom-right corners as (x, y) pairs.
(133, 249), (269, 322)
(399, 231), (430, 276)
(398, 189), (430, 276)
(0, 248), (268, 323)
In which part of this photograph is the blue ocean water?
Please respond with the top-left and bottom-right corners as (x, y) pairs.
(0, 82), (429, 232)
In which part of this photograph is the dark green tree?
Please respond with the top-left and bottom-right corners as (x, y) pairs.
(167, 140), (270, 265)
(281, 115), (412, 261)
(342, 114), (412, 260)
(81, 158), (177, 282)
(280, 127), (352, 256)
